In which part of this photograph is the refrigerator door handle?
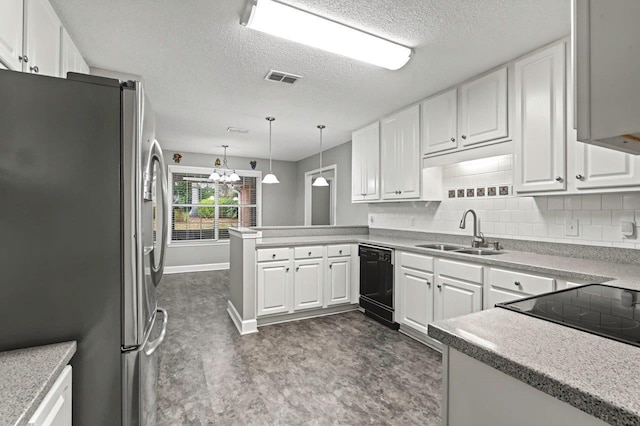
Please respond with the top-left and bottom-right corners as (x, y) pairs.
(144, 139), (168, 286)
(144, 308), (167, 356)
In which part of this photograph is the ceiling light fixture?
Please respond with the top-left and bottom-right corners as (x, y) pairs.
(312, 124), (329, 187)
(262, 117), (279, 184)
(209, 145), (241, 183)
(241, 0), (413, 71)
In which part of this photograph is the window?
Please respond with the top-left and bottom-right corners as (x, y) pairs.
(168, 166), (261, 243)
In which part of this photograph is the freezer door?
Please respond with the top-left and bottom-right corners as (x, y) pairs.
(123, 82), (165, 349)
(122, 308), (168, 426)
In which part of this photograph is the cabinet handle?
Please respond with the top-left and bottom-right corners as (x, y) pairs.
(576, 174), (583, 180)
(514, 281), (521, 287)
(29, 66), (39, 73)
(427, 281), (431, 286)
(461, 135), (467, 140)
(450, 137), (455, 142)
(296, 266), (300, 272)
(329, 264), (333, 269)
(272, 254), (276, 258)
(339, 250), (343, 254)
(19, 55), (28, 63)
(555, 176), (563, 182)
(286, 267), (290, 272)
(437, 284), (442, 289)
(308, 251), (312, 256)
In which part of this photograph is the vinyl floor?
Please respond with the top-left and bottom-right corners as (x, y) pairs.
(157, 271), (442, 425)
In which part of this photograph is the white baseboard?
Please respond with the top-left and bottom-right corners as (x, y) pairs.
(227, 301), (258, 335)
(163, 262), (230, 274)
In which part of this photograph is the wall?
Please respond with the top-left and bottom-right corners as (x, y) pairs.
(162, 149), (299, 269)
(370, 154), (640, 249)
(295, 141), (368, 226)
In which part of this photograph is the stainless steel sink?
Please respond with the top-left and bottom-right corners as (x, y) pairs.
(455, 248), (504, 256)
(416, 243), (466, 251)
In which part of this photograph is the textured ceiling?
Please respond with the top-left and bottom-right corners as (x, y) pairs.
(50, 0), (570, 161)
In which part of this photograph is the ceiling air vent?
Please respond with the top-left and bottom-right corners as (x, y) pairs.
(265, 70), (302, 85)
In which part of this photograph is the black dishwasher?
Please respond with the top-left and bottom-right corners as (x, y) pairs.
(359, 245), (398, 329)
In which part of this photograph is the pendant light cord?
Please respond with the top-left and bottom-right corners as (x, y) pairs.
(318, 125), (326, 177)
(269, 120), (273, 173)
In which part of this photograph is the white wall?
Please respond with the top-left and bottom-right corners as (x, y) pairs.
(370, 155), (640, 249)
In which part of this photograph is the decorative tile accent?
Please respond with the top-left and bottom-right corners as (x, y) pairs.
(457, 189), (465, 198)
(477, 188), (486, 197)
(448, 190), (456, 198)
(466, 188), (475, 197)
(499, 185), (510, 196)
(488, 186), (497, 196)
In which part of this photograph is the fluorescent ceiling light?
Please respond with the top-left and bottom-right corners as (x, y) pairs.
(242, 0), (412, 70)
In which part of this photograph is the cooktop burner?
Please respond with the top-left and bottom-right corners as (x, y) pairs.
(497, 284), (640, 347)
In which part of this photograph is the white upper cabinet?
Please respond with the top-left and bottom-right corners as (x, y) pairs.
(574, 142), (640, 189)
(421, 89), (458, 155)
(514, 42), (567, 193)
(24, 0), (62, 77)
(381, 104), (421, 200)
(61, 28), (89, 77)
(573, 0), (640, 154)
(351, 122), (380, 202)
(459, 67), (508, 147)
(0, 0), (24, 70)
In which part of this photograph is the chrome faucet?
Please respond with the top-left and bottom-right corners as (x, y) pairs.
(459, 209), (486, 248)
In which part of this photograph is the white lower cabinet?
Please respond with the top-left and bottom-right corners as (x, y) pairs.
(294, 258), (324, 310)
(434, 259), (483, 322)
(326, 257), (351, 306)
(397, 254), (434, 335)
(487, 268), (555, 308)
(29, 365), (72, 426)
(257, 260), (292, 316)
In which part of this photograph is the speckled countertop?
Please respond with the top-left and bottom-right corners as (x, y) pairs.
(255, 232), (640, 425)
(0, 341), (76, 426)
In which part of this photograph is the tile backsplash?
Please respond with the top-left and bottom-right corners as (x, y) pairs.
(369, 155), (640, 249)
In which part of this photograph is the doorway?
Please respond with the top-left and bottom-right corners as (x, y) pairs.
(304, 164), (337, 226)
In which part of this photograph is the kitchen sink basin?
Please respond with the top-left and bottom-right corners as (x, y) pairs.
(455, 248), (504, 256)
(416, 243), (466, 251)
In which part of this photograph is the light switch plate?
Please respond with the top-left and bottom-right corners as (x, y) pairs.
(565, 219), (579, 236)
(621, 221), (635, 238)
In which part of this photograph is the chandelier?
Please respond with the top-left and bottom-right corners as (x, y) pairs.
(209, 145), (240, 183)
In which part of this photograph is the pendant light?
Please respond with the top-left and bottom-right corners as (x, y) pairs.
(209, 145), (241, 182)
(313, 125), (329, 187)
(262, 116), (279, 184)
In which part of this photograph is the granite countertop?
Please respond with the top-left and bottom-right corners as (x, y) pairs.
(428, 310), (640, 426)
(255, 234), (640, 288)
(0, 341), (77, 426)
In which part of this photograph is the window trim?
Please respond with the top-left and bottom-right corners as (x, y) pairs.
(167, 165), (262, 246)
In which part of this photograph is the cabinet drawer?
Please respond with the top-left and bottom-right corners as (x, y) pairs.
(438, 259), (483, 284)
(257, 247), (290, 262)
(294, 246), (324, 259)
(327, 245), (351, 258)
(490, 268), (554, 295)
(399, 252), (434, 272)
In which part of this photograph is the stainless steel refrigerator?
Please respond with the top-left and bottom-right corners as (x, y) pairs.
(0, 69), (169, 425)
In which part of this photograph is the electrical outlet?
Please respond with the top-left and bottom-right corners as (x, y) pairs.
(565, 219), (579, 236)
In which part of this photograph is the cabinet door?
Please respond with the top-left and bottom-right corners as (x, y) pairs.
(514, 43), (566, 193)
(29, 365), (72, 426)
(24, 0), (61, 77)
(434, 277), (482, 322)
(60, 28), (89, 77)
(294, 259), (323, 310)
(351, 122), (380, 201)
(421, 89), (458, 155)
(574, 141), (640, 189)
(459, 67), (508, 146)
(326, 257), (350, 306)
(398, 266), (433, 335)
(0, 0), (23, 71)
(381, 105), (420, 200)
(257, 260), (292, 316)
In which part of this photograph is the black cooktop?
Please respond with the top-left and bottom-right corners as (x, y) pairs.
(497, 284), (640, 347)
